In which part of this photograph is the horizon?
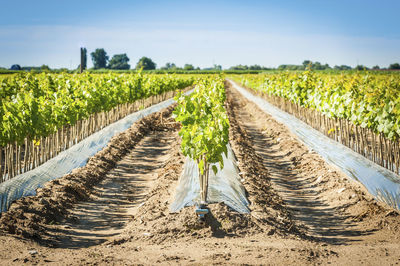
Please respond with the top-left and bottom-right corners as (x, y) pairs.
(1, 0), (400, 69)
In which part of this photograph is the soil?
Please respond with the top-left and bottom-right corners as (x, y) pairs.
(0, 83), (399, 265)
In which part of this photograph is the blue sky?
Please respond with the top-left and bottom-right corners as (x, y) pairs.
(1, 0), (399, 69)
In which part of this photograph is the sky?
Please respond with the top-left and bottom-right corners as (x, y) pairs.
(1, 0), (399, 69)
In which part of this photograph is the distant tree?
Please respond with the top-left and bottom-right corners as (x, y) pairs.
(278, 64), (303, 70)
(80, 47), (87, 71)
(91, 48), (109, 69)
(167, 62), (176, 69)
(136, 56), (156, 70)
(323, 63), (331, 69)
(372, 65), (380, 70)
(389, 63), (400, 70)
(249, 64), (262, 70)
(229, 64), (248, 70)
(278, 64), (288, 70)
(161, 62), (177, 70)
(10, 64), (21, 70)
(83, 48), (87, 69)
(230, 64), (270, 71)
(183, 64), (195, 70)
(108, 53), (130, 70)
(278, 61), (329, 71)
(355, 65), (368, 70)
(313, 62), (323, 70)
(302, 60), (312, 69)
(213, 64), (222, 70)
(334, 65), (352, 70)
(41, 64), (50, 71)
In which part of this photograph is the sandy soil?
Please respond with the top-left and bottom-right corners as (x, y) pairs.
(0, 84), (399, 265)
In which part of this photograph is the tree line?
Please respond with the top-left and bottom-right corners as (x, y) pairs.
(4, 47), (400, 71)
(275, 60), (400, 71)
(88, 48), (222, 71)
(79, 49), (400, 71)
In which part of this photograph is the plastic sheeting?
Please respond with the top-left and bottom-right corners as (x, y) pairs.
(228, 79), (400, 211)
(170, 144), (250, 213)
(0, 92), (192, 213)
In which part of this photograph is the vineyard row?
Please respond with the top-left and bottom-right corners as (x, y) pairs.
(0, 77), (190, 183)
(237, 82), (400, 176)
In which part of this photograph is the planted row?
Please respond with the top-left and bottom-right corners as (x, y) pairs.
(233, 71), (400, 139)
(0, 72), (195, 145)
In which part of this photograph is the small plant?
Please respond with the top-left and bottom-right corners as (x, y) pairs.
(174, 76), (229, 202)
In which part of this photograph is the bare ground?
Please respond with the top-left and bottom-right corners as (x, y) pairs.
(0, 84), (399, 265)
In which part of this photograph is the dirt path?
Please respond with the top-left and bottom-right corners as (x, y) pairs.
(44, 131), (177, 249)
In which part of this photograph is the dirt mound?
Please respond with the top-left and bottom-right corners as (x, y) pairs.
(0, 106), (178, 240)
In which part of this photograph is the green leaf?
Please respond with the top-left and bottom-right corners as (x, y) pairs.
(212, 165), (218, 175)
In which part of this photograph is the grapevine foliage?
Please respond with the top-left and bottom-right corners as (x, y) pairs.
(173, 75), (229, 175)
(0, 72), (195, 146)
(233, 71), (400, 140)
